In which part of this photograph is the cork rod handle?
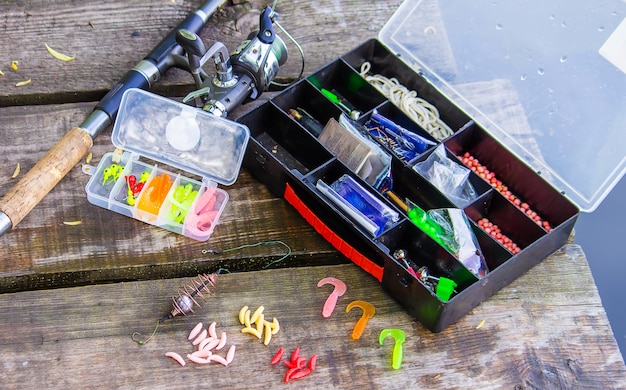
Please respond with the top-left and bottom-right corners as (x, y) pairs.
(0, 127), (93, 228)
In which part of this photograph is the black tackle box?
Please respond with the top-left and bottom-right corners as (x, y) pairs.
(236, 0), (626, 332)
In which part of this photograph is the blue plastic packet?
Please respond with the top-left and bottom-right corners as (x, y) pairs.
(318, 174), (399, 237)
(368, 112), (436, 161)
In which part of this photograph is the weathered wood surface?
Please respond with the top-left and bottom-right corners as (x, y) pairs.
(1, 250), (625, 390)
(0, 0), (403, 291)
(0, 0), (402, 105)
(0, 1), (625, 388)
(0, 101), (346, 290)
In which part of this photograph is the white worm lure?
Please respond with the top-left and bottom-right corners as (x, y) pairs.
(191, 349), (212, 359)
(216, 332), (228, 350)
(226, 345), (236, 364)
(192, 329), (208, 346)
(203, 338), (220, 351)
(187, 354), (211, 364)
(188, 322), (204, 340)
(161, 318), (237, 368)
(209, 355), (229, 366)
(208, 321), (217, 339)
(198, 337), (215, 351)
(359, 61), (453, 141)
(165, 352), (186, 366)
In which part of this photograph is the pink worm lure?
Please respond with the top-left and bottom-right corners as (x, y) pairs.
(165, 352), (186, 366)
(192, 329), (208, 346)
(188, 322), (204, 340)
(226, 345), (236, 364)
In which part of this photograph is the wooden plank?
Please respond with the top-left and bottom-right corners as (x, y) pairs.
(0, 99), (352, 291)
(1, 1), (624, 384)
(0, 0), (404, 105)
(0, 247), (624, 389)
(0, 0), (403, 290)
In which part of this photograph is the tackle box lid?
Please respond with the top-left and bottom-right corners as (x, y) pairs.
(380, 0), (626, 212)
(112, 88), (250, 186)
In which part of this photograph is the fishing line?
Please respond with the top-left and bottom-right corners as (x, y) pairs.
(269, 0), (306, 88)
(359, 61), (453, 141)
(132, 320), (159, 345)
(202, 240), (293, 270)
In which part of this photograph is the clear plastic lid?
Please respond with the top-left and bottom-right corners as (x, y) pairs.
(380, 0), (626, 212)
(112, 88), (250, 186)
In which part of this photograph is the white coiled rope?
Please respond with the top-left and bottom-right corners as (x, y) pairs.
(359, 62), (453, 141)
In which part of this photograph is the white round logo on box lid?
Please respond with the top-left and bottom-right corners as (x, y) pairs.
(166, 106), (200, 151)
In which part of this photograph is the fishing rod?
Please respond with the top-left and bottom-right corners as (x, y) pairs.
(0, 0), (290, 238)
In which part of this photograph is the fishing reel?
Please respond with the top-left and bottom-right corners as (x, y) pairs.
(176, 6), (288, 117)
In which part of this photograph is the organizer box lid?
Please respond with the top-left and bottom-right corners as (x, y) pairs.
(380, 0), (626, 212)
(112, 88), (250, 186)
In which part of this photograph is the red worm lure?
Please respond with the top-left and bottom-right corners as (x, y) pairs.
(270, 347), (284, 365)
(271, 347), (318, 383)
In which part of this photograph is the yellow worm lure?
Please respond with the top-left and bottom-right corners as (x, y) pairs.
(45, 43), (76, 62)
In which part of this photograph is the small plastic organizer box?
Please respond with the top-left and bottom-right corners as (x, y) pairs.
(85, 88), (250, 241)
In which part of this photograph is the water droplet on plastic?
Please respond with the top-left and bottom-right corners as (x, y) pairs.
(550, 14), (555, 20)
(560, 55), (568, 63)
(537, 68), (545, 75)
(520, 74), (527, 81)
(547, 87), (554, 94)
(561, 21), (567, 27)
(495, 23), (503, 30)
(597, 25), (605, 32)
(611, 11), (618, 17)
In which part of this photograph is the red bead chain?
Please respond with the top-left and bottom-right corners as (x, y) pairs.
(458, 152), (552, 232)
(477, 217), (522, 254)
